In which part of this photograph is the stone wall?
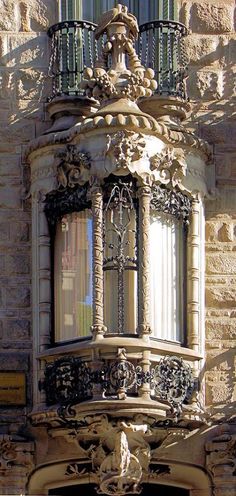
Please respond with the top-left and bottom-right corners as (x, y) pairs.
(180, 0), (236, 418)
(0, 0), (57, 434)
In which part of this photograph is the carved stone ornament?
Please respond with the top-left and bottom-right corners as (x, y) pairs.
(105, 131), (146, 170)
(55, 145), (91, 189)
(80, 4), (157, 103)
(61, 414), (194, 495)
(150, 148), (187, 189)
(0, 435), (34, 484)
(205, 426), (236, 480)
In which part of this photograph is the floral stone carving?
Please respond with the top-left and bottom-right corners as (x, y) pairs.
(150, 148), (187, 189)
(55, 145), (91, 189)
(105, 131), (146, 171)
(80, 4), (157, 103)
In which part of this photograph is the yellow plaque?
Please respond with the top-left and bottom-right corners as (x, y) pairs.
(0, 372), (26, 406)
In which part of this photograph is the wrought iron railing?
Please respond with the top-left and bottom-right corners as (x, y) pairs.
(138, 20), (188, 99)
(47, 19), (188, 100)
(47, 20), (98, 99)
(41, 353), (195, 418)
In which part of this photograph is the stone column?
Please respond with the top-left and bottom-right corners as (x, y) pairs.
(138, 185), (151, 338)
(187, 196), (201, 352)
(90, 184), (106, 339)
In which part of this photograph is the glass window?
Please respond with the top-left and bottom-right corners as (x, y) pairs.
(54, 210), (93, 342)
(149, 212), (186, 343)
(58, 1), (177, 22)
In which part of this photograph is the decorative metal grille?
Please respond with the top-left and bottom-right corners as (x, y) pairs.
(44, 183), (90, 227)
(42, 354), (195, 416)
(150, 185), (192, 224)
(103, 180), (138, 334)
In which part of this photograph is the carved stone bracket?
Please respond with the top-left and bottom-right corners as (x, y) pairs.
(61, 414), (193, 495)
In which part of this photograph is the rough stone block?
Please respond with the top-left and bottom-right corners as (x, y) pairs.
(189, 2), (234, 34)
(5, 287), (30, 308)
(6, 254), (30, 274)
(0, 154), (21, 176)
(0, 185), (22, 209)
(16, 68), (50, 101)
(217, 222), (234, 242)
(182, 35), (220, 66)
(206, 253), (236, 274)
(10, 222), (30, 242)
(0, 1), (19, 31)
(3, 318), (30, 340)
(0, 352), (29, 370)
(0, 222), (9, 241)
(7, 33), (49, 67)
(206, 287), (236, 307)
(187, 68), (224, 100)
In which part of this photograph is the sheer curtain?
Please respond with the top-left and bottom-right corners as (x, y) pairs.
(149, 212), (185, 343)
(54, 210), (93, 342)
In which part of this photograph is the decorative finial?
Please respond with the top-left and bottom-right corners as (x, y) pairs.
(80, 4), (157, 105)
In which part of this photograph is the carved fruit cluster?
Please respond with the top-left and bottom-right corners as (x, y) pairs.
(81, 66), (157, 101)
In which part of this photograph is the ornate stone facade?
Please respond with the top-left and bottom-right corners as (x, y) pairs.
(0, 1), (235, 496)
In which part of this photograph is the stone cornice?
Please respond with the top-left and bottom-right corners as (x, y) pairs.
(25, 113), (211, 163)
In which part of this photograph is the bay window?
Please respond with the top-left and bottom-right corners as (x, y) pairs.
(49, 180), (191, 344)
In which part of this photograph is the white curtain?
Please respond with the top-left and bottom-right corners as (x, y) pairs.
(54, 210), (93, 342)
(149, 212), (184, 342)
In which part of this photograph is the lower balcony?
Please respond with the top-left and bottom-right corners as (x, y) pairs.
(31, 339), (203, 429)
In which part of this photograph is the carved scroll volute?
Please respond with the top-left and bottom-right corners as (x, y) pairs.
(90, 179), (107, 339)
(138, 185), (151, 338)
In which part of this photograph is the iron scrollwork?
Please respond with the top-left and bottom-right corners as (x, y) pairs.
(153, 356), (195, 416)
(44, 183), (91, 227)
(103, 180), (138, 334)
(43, 356), (92, 405)
(42, 354), (195, 416)
(150, 185), (192, 225)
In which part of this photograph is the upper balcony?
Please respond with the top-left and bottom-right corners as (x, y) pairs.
(47, 18), (188, 105)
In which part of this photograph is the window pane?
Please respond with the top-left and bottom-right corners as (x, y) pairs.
(150, 212), (185, 342)
(54, 211), (93, 342)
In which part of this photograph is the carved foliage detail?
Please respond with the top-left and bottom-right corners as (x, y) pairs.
(106, 131), (146, 170)
(55, 146), (91, 189)
(0, 436), (34, 477)
(150, 148), (187, 188)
